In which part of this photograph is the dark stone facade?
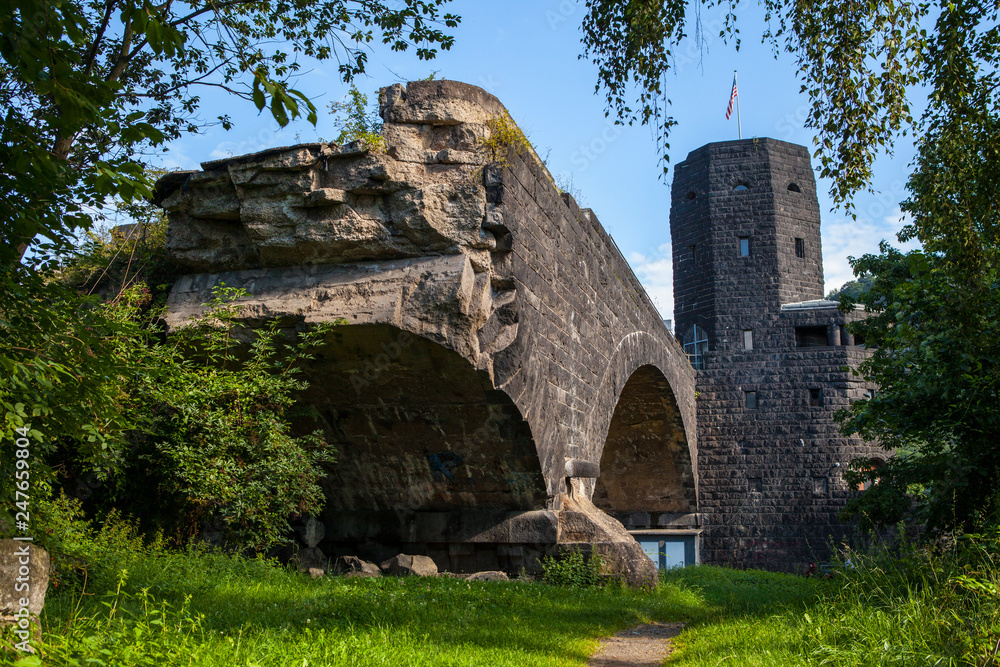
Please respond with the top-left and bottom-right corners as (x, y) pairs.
(671, 139), (881, 572)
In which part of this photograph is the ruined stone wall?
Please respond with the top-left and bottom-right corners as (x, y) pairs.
(156, 80), (696, 581)
(671, 139), (881, 572)
(485, 147), (697, 508)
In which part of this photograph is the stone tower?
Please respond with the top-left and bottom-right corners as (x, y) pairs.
(671, 138), (881, 572)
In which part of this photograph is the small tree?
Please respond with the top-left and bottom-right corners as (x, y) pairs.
(329, 84), (385, 150)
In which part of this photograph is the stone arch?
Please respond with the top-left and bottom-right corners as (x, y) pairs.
(592, 364), (697, 514)
(581, 332), (697, 503)
(296, 323), (547, 513)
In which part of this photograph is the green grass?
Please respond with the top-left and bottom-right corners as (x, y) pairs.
(33, 552), (701, 666)
(22, 548), (827, 667)
(5, 518), (999, 666)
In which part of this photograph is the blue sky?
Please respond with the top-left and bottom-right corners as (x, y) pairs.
(160, 0), (919, 320)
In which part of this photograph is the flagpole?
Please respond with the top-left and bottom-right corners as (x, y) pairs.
(735, 70), (742, 140)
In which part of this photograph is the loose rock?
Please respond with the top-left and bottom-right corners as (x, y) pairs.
(465, 570), (509, 582)
(380, 554), (438, 577)
(333, 555), (382, 577)
(293, 547), (328, 573)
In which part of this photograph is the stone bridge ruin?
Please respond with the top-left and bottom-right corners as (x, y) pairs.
(155, 80), (698, 585)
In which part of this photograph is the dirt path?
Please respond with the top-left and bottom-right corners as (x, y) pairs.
(587, 623), (685, 667)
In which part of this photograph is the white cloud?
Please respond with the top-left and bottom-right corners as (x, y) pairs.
(628, 242), (674, 324)
(208, 126), (292, 161)
(155, 149), (199, 171)
(822, 207), (919, 294)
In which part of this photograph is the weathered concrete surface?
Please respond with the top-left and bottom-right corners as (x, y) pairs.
(157, 80), (697, 583)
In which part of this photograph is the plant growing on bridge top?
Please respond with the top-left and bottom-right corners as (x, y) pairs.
(477, 114), (564, 193)
(479, 114), (533, 166)
(329, 84), (386, 152)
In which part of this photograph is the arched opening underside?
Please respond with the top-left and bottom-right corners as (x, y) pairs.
(296, 324), (546, 514)
(290, 323), (552, 570)
(593, 364), (696, 515)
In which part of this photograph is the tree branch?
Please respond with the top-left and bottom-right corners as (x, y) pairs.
(83, 1), (117, 77)
(168, 0), (258, 28)
(105, 21), (136, 84)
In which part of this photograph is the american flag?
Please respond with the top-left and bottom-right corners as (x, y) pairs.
(726, 75), (738, 120)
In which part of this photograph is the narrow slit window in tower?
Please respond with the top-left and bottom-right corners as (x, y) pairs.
(795, 237), (805, 258)
(739, 237), (750, 257)
(688, 244), (697, 267)
(745, 391), (757, 409)
(743, 329), (753, 350)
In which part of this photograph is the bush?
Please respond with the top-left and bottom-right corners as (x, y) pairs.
(540, 549), (604, 588)
(102, 285), (338, 550)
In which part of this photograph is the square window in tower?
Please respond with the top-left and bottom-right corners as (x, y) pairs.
(795, 326), (828, 347)
(739, 237), (750, 256)
(743, 329), (753, 350)
(795, 237), (805, 258)
(812, 477), (829, 495)
(809, 388), (822, 406)
(745, 391), (757, 409)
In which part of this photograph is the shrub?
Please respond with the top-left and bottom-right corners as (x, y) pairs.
(540, 549), (604, 588)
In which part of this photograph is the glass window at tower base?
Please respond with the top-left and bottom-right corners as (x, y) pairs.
(683, 324), (708, 369)
(632, 531), (700, 569)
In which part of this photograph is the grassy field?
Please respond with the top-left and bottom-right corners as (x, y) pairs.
(31, 553), (825, 667)
(5, 518), (998, 666)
